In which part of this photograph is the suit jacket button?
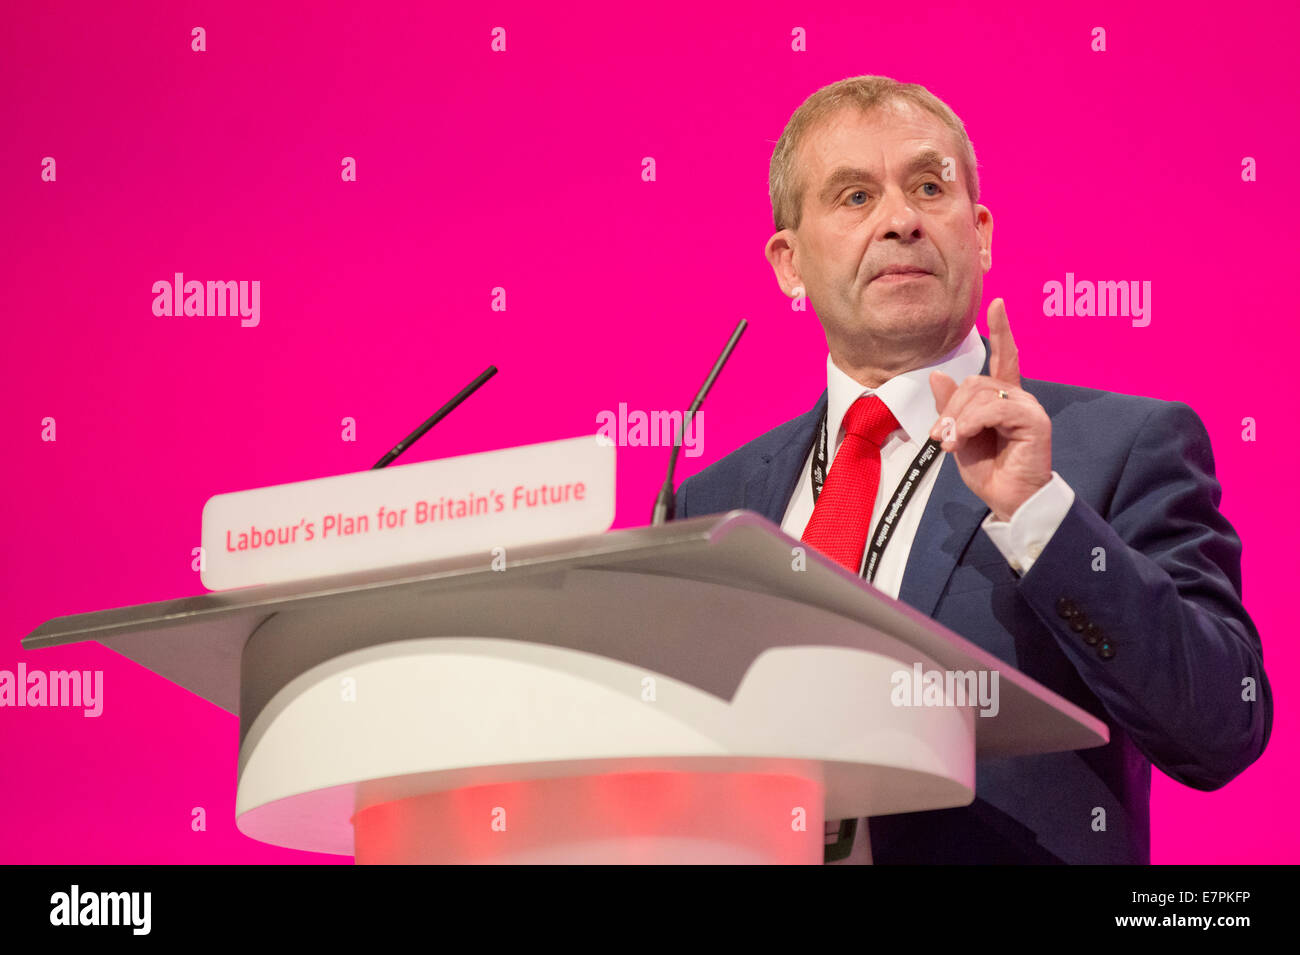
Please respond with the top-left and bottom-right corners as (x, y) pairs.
(1069, 614), (1088, 633)
(1098, 642), (1116, 660)
(1056, 597), (1079, 619)
(1082, 622), (1103, 646)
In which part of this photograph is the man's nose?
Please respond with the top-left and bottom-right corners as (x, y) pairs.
(877, 186), (923, 240)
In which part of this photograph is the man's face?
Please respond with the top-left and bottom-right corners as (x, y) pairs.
(766, 100), (993, 365)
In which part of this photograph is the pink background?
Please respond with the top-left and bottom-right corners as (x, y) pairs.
(2, 1), (1295, 863)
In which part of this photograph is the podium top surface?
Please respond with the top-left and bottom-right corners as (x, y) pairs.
(24, 510), (1109, 755)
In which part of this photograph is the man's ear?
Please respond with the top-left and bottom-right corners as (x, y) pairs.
(974, 203), (993, 273)
(765, 229), (803, 297)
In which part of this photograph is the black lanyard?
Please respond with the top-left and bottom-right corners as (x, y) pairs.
(810, 405), (943, 583)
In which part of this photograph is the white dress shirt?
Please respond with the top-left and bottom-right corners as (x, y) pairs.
(781, 323), (1076, 595)
(789, 324), (1077, 865)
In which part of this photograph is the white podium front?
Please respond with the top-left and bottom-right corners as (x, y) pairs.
(24, 511), (1107, 864)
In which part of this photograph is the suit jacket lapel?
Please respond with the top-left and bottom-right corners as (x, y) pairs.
(896, 334), (993, 616)
(743, 390), (826, 525)
(742, 331), (994, 618)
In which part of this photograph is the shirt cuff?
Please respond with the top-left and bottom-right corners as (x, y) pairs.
(981, 471), (1076, 575)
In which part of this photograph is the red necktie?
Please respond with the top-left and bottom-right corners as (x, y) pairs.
(801, 394), (900, 573)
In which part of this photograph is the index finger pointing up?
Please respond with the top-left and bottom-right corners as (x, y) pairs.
(988, 297), (1021, 386)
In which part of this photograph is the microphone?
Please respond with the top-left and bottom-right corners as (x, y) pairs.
(651, 319), (748, 525)
(371, 366), (498, 469)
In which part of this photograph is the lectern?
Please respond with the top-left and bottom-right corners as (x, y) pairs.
(23, 510), (1108, 864)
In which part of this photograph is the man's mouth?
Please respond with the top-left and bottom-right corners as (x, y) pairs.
(872, 267), (931, 283)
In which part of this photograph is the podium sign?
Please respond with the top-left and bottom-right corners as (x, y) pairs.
(200, 435), (615, 590)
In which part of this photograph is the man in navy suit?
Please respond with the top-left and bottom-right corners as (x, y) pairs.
(673, 76), (1272, 864)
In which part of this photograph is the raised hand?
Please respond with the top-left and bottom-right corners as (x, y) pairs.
(928, 298), (1052, 521)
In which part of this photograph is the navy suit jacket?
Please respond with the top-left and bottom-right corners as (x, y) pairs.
(674, 336), (1272, 864)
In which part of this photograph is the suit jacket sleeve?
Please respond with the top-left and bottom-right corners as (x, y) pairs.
(1017, 400), (1271, 789)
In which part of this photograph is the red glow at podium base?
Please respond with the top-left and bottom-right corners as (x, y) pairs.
(351, 771), (825, 864)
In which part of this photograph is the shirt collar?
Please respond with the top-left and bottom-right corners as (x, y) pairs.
(825, 323), (986, 446)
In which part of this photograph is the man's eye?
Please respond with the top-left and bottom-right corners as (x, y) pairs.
(845, 183), (940, 205)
